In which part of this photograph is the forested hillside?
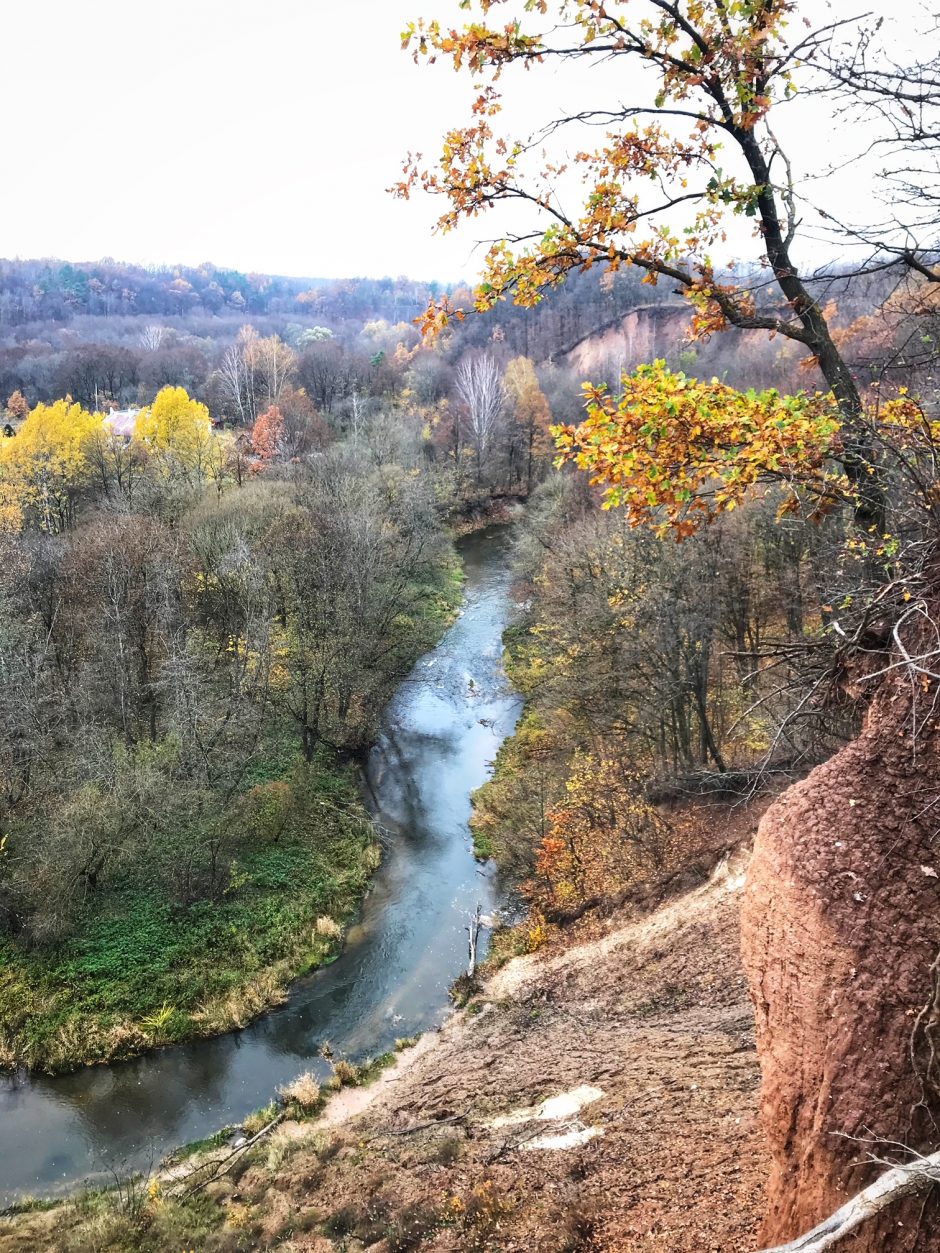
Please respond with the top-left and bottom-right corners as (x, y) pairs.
(4, 0), (940, 1248)
(0, 255), (910, 417)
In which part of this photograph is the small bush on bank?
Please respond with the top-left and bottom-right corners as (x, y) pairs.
(278, 1070), (322, 1112)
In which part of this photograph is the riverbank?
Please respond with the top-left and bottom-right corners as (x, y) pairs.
(0, 523), (522, 1202)
(0, 553), (465, 1077)
(0, 757), (380, 1074)
(0, 831), (767, 1253)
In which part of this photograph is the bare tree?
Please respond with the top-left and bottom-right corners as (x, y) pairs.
(813, 12), (940, 269)
(138, 325), (166, 353)
(455, 354), (506, 482)
(215, 342), (248, 425)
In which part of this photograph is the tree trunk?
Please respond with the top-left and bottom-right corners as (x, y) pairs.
(741, 669), (940, 1250)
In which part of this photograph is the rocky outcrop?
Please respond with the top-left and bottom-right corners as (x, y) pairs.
(562, 304), (691, 375)
(742, 680), (940, 1250)
(560, 301), (795, 389)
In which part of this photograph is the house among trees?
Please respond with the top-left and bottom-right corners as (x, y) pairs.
(103, 406), (140, 439)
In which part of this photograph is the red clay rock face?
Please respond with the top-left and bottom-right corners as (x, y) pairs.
(742, 685), (940, 1251)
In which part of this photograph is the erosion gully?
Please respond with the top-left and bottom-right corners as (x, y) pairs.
(0, 524), (521, 1205)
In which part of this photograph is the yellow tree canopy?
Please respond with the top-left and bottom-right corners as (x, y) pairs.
(0, 399), (104, 532)
(504, 355), (553, 486)
(553, 361), (844, 537)
(504, 357), (551, 429)
(134, 386), (214, 473)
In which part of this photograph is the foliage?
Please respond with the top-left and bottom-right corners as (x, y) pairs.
(0, 389), (466, 1070)
(553, 361), (844, 535)
(524, 744), (669, 915)
(0, 398), (103, 531)
(133, 385), (217, 481)
(250, 403), (286, 466)
(399, 0), (940, 540)
(278, 1070), (322, 1113)
(503, 355), (554, 490)
(5, 390), (28, 422)
(471, 707), (564, 876)
(399, 0), (803, 330)
(242, 1102), (280, 1136)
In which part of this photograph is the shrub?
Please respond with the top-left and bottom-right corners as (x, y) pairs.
(331, 1058), (360, 1087)
(242, 1102), (279, 1136)
(278, 1070), (322, 1112)
(139, 1002), (175, 1034)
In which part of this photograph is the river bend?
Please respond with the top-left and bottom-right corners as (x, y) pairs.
(0, 525), (521, 1204)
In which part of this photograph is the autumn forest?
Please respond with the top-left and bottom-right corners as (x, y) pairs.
(2, 1), (940, 1251)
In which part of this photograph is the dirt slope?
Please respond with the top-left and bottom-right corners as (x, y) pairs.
(235, 845), (768, 1251)
(0, 844), (768, 1252)
(742, 682), (940, 1251)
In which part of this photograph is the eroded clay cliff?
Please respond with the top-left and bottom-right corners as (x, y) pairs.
(742, 678), (940, 1250)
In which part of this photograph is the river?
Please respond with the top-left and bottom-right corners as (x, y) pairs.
(0, 524), (521, 1205)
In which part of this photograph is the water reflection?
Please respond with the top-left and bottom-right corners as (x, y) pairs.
(0, 525), (521, 1203)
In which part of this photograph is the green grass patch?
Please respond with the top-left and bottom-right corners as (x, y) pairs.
(354, 1050), (397, 1086)
(0, 757), (380, 1073)
(162, 1126), (234, 1167)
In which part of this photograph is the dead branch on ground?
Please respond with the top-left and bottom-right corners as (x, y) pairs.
(759, 1150), (940, 1252)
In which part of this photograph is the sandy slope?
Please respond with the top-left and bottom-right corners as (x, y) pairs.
(260, 845), (769, 1251)
(0, 845), (768, 1252)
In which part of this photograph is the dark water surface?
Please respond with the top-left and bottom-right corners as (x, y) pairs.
(0, 525), (521, 1204)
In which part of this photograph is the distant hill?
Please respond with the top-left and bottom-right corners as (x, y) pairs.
(0, 258), (441, 330)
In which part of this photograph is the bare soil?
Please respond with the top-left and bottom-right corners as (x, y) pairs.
(242, 840), (770, 1251)
(742, 682), (940, 1251)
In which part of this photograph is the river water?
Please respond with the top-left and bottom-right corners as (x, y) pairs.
(0, 525), (521, 1205)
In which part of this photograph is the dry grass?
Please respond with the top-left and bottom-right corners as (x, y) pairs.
(278, 1070), (322, 1112)
(243, 1102), (279, 1136)
(331, 1059), (360, 1087)
(189, 968), (289, 1035)
(37, 1020), (151, 1075)
(314, 916), (341, 939)
(0, 1033), (17, 1070)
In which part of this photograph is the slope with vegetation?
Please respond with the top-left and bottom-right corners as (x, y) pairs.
(0, 819), (768, 1253)
(397, 0), (940, 1246)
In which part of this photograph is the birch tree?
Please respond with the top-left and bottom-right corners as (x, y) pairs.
(455, 353), (506, 482)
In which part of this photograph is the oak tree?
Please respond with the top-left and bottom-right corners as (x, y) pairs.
(398, 0), (938, 525)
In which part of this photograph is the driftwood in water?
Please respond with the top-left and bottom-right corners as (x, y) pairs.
(466, 904), (483, 977)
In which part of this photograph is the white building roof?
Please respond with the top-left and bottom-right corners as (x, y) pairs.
(103, 408), (141, 438)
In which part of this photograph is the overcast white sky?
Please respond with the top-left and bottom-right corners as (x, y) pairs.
(0, 0), (928, 282)
(2, 0), (482, 280)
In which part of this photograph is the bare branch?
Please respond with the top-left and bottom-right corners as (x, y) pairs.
(760, 1151), (940, 1252)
